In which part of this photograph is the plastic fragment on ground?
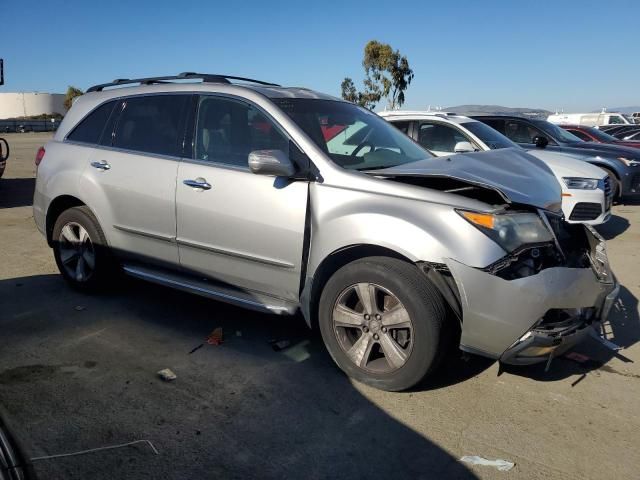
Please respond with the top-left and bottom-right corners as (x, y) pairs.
(460, 455), (515, 471)
(157, 368), (177, 381)
(207, 328), (223, 345)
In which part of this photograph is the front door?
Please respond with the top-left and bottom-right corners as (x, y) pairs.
(176, 95), (308, 301)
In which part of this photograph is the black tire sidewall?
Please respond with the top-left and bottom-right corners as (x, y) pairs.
(319, 258), (445, 391)
(52, 206), (111, 290)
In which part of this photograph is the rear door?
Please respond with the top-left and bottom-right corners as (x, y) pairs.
(82, 94), (190, 267)
(175, 95), (308, 301)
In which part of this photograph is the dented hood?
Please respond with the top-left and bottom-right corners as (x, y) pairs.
(373, 148), (562, 212)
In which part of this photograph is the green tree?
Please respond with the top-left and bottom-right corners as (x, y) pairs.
(341, 40), (414, 110)
(64, 86), (84, 111)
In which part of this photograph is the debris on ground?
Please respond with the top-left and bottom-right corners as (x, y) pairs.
(188, 344), (204, 354)
(460, 455), (515, 471)
(157, 368), (177, 381)
(269, 339), (291, 351)
(207, 328), (223, 345)
(280, 340), (311, 363)
(30, 439), (159, 462)
(74, 305), (86, 311)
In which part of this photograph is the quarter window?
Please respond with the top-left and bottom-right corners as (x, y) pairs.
(67, 101), (116, 145)
(417, 123), (469, 152)
(113, 95), (188, 157)
(194, 96), (289, 167)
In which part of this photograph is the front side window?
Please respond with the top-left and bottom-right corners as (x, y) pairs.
(389, 120), (411, 135)
(194, 96), (289, 168)
(504, 120), (544, 144)
(113, 95), (189, 156)
(273, 98), (431, 170)
(417, 122), (469, 152)
(67, 100), (116, 144)
(609, 115), (625, 125)
(461, 121), (519, 150)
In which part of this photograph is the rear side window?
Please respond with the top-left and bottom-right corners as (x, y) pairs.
(113, 95), (189, 157)
(67, 101), (116, 144)
(390, 120), (411, 135)
(567, 129), (591, 141)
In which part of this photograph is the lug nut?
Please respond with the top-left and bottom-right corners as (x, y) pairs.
(364, 314), (370, 320)
(373, 334), (379, 340)
(381, 327), (387, 333)
(375, 314), (381, 320)
(363, 326), (369, 333)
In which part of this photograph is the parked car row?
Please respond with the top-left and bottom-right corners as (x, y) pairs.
(33, 73), (619, 391)
(380, 111), (613, 225)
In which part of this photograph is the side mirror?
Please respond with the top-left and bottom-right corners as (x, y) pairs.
(248, 149), (295, 177)
(533, 136), (549, 149)
(454, 141), (475, 153)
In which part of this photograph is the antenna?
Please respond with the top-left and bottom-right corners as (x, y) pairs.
(0, 59), (4, 86)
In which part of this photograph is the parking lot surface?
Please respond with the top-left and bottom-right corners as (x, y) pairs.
(1, 133), (639, 479)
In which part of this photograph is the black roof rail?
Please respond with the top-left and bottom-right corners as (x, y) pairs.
(87, 72), (280, 92)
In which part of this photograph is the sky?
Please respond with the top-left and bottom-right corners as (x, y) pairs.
(2, 0), (639, 111)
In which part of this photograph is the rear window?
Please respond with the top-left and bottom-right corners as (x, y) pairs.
(113, 95), (189, 157)
(67, 101), (116, 144)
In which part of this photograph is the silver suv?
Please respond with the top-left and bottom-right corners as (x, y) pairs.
(34, 73), (619, 391)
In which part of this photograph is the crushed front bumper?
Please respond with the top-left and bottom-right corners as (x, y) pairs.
(445, 227), (618, 364)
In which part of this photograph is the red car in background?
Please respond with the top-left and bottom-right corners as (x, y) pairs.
(560, 124), (640, 149)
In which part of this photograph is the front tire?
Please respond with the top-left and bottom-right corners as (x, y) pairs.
(52, 206), (114, 291)
(318, 257), (448, 391)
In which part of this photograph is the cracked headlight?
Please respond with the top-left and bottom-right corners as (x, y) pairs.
(458, 210), (554, 252)
(562, 177), (598, 189)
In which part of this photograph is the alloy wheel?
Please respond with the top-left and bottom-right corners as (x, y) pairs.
(332, 282), (414, 373)
(58, 222), (96, 282)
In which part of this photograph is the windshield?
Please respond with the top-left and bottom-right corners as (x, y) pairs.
(533, 120), (584, 143)
(272, 98), (432, 170)
(461, 121), (520, 150)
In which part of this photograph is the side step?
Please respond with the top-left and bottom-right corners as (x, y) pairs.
(122, 265), (298, 315)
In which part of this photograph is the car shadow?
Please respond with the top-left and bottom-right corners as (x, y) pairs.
(595, 214), (630, 240)
(501, 285), (640, 384)
(0, 273), (478, 480)
(0, 177), (36, 209)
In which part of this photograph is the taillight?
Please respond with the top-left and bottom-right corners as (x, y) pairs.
(35, 146), (45, 166)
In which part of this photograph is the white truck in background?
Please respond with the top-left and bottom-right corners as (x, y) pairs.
(547, 110), (632, 126)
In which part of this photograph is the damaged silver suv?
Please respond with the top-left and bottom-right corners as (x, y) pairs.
(33, 73), (619, 391)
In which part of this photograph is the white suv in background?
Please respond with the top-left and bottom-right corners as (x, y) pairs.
(380, 111), (612, 225)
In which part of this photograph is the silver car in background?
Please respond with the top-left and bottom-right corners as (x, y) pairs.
(33, 73), (619, 391)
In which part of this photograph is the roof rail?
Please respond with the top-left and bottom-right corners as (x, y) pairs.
(86, 72), (280, 92)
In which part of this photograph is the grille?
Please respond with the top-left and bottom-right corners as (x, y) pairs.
(569, 202), (602, 221)
(604, 175), (612, 197)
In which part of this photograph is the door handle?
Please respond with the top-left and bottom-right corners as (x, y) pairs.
(91, 160), (111, 171)
(183, 178), (212, 190)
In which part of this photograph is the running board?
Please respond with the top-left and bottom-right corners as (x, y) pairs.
(122, 265), (298, 315)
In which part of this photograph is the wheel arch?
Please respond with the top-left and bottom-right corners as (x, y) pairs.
(45, 195), (90, 246)
(300, 244), (413, 330)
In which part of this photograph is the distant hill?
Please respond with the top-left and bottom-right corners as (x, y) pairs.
(444, 104), (552, 119)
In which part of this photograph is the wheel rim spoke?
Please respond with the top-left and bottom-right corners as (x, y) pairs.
(61, 225), (80, 244)
(334, 304), (363, 328)
(381, 304), (411, 329)
(346, 333), (374, 368)
(378, 332), (409, 369)
(355, 283), (377, 315)
(82, 250), (96, 270)
(60, 248), (78, 265)
(79, 226), (90, 244)
(75, 256), (86, 281)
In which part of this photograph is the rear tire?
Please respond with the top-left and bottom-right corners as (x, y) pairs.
(52, 206), (115, 291)
(318, 256), (449, 391)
